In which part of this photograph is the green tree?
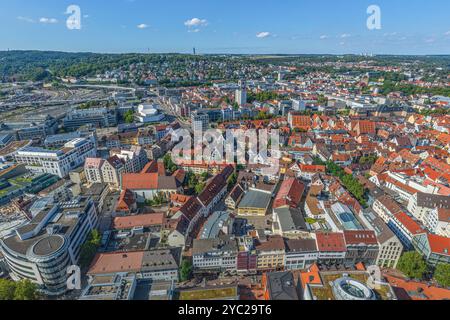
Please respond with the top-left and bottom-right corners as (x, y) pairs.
(187, 172), (199, 189)
(124, 110), (135, 124)
(200, 172), (209, 181)
(13, 279), (39, 300)
(433, 263), (450, 288)
(163, 154), (177, 174)
(0, 279), (16, 300)
(397, 251), (427, 280)
(180, 259), (193, 282)
(79, 230), (102, 269)
(0, 279), (40, 300)
(195, 182), (206, 195)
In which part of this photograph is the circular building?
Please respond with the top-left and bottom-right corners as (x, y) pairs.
(331, 277), (376, 300)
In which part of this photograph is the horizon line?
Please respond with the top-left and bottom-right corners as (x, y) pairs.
(1, 49), (450, 57)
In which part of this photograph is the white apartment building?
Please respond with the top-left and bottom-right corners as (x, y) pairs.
(111, 146), (148, 174)
(407, 192), (450, 223)
(15, 137), (97, 178)
(423, 208), (450, 237)
(192, 236), (238, 271)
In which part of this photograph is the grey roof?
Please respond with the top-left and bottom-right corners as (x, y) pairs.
(238, 190), (271, 209)
(266, 272), (299, 300)
(274, 207), (307, 233)
(416, 192), (450, 209)
(193, 235), (238, 256)
(285, 238), (317, 253)
(1, 197), (92, 257)
(360, 209), (399, 245)
(141, 249), (179, 272)
(200, 211), (230, 239)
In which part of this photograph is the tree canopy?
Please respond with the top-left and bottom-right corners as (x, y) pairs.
(433, 263), (450, 288)
(397, 251), (427, 280)
(0, 279), (40, 300)
(180, 259), (193, 282)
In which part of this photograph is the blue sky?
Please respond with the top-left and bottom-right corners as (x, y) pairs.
(0, 0), (449, 54)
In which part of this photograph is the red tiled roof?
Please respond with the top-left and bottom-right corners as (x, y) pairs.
(116, 189), (136, 212)
(273, 178), (305, 209)
(427, 233), (450, 256)
(343, 230), (378, 245)
(112, 213), (164, 230)
(299, 164), (326, 173)
(315, 232), (346, 252)
(88, 251), (144, 275)
(122, 173), (159, 190)
(394, 212), (426, 235)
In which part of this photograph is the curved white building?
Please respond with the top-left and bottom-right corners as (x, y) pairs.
(137, 104), (165, 123)
(331, 277), (376, 300)
(0, 197), (98, 295)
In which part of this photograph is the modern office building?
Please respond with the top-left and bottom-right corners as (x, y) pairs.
(191, 111), (209, 132)
(15, 137), (97, 178)
(0, 197), (98, 295)
(63, 107), (118, 131)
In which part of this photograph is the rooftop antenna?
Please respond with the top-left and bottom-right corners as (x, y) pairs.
(193, 47), (196, 55)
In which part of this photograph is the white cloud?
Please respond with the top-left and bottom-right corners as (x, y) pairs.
(17, 16), (34, 23)
(137, 23), (149, 29)
(340, 33), (351, 38)
(256, 32), (271, 38)
(188, 29), (200, 33)
(319, 35), (328, 40)
(445, 30), (450, 36)
(184, 18), (208, 28)
(39, 17), (58, 24)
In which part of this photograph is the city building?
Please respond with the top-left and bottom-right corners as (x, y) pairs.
(0, 197), (98, 295)
(235, 79), (247, 107)
(15, 137), (97, 178)
(272, 207), (309, 239)
(424, 208), (450, 237)
(237, 188), (272, 217)
(343, 230), (379, 267)
(191, 111), (209, 132)
(315, 232), (347, 265)
(284, 238), (318, 270)
(407, 192), (450, 224)
(255, 236), (285, 272)
(192, 235), (238, 272)
(136, 104), (165, 123)
(412, 233), (450, 266)
(88, 249), (179, 282)
(63, 107), (118, 131)
(262, 271), (299, 300)
(359, 209), (403, 268)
